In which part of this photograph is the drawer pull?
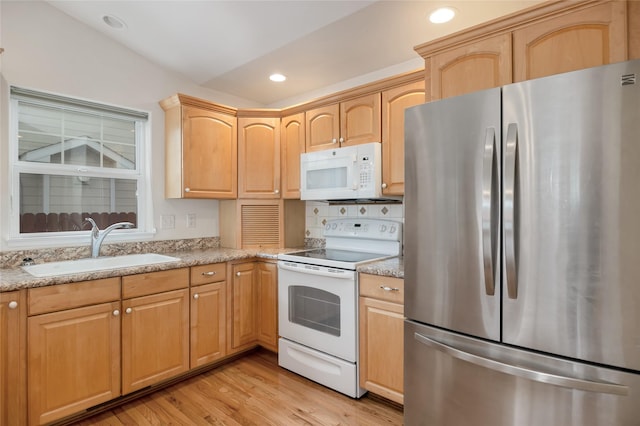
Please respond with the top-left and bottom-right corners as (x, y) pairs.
(201, 271), (217, 276)
(380, 285), (400, 292)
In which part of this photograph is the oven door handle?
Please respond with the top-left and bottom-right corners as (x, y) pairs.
(278, 262), (354, 279)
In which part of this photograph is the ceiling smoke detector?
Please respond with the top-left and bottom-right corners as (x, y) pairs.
(102, 15), (127, 29)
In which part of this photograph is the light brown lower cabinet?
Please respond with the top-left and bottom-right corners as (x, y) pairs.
(229, 261), (259, 353)
(1, 290), (26, 426)
(190, 263), (227, 367)
(122, 269), (190, 394)
(359, 273), (404, 404)
(256, 261), (278, 352)
(13, 260), (279, 424)
(26, 278), (121, 426)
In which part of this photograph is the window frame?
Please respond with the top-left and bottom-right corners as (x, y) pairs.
(7, 86), (155, 249)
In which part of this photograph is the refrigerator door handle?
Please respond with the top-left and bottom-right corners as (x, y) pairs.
(482, 127), (497, 296)
(414, 332), (629, 396)
(504, 123), (518, 299)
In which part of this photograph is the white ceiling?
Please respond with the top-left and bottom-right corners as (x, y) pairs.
(46, 0), (541, 106)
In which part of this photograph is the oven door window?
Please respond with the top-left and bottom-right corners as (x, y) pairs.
(289, 286), (340, 337)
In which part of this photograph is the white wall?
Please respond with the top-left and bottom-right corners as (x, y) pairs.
(0, 1), (261, 251)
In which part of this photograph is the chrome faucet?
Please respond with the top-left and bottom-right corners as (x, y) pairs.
(85, 218), (134, 258)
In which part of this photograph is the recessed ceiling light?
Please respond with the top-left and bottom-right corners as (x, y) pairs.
(269, 73), (286, 83)
(102, 15), (127, 29)
(429, 7), (456, 24)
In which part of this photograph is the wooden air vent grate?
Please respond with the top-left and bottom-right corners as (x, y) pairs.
(241, 204), (280, 247)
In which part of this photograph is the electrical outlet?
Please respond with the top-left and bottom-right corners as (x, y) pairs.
(160, 214), (175, 229)
(186, 213), (196, 228)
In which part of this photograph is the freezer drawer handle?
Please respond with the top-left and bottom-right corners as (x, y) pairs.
(482, 127), (497, 296)
(504, 123), (519, 299)
(414, 332), (628, 396)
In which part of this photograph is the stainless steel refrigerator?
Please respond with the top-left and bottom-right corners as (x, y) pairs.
(404, 59), (640, 425)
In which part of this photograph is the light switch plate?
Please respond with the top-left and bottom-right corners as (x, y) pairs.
(186, 213), (196, 228)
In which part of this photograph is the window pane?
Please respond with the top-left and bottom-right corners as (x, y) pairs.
(17, 101), (137, 169)
(19, 173), (138, 233)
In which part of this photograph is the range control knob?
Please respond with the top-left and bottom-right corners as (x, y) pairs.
(325, 224), (331, 231)
(379, 225), (387, 232)
(331, 223), (338, 230)
(390, 225), (397, 233)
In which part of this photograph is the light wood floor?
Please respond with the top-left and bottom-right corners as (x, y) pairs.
(73, 349), (404, 425)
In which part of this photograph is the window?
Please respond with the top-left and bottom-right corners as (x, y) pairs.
(9, 86), (153, 247)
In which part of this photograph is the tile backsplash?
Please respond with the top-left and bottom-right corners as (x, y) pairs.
(305, 201), (404, 239)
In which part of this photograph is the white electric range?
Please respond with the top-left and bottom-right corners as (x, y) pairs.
(277, 218), (402, 398)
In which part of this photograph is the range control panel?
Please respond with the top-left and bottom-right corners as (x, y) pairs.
(323, 218), (402, 241)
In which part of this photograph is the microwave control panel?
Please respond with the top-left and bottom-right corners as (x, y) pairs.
(358, 155), (374, 189)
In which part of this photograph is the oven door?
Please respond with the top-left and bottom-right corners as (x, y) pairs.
(277, 261), (357, 362)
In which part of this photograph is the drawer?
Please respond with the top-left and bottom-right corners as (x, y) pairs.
(190, 263), (227, 286)
(28, 277), (121, 316)
(359, 274), (404, 304)
(122, 268), (189, 299)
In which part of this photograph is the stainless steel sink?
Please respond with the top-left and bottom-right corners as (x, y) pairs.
(22, 253), (181, 277)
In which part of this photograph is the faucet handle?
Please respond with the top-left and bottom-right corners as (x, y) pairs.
(84, 217), (98, 229)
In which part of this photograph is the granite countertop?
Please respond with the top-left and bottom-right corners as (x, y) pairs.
(0, 247), (405, 292)
(357, 256), (404, 279)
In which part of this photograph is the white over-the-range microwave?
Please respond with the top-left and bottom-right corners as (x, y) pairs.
(300, 142), (401, 202)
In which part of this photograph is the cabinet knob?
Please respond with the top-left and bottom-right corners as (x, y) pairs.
(113, 309), (120, 316)
(193, 293), (199, 300)
(380, 285), (400, 292)
(339, 137), (344, 143)
(236, 272), (241, 277)
(332, 138), (338, 144)
(184, 187), (191, 193)
(381, 182), (387, 189)
(8, 301), (18, 309)
(125, 307), (133, 314)
(201, 271), (216, 276)
(274, 189), (280, 194)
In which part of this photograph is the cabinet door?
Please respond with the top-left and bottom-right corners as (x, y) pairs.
(513, 1), (627, 82)
(190, 282), (226, 368)
(1, 291), (26, 426)
(257, 262), (278, 352)
(182, 105), (237, 198)
(122, 289), (189, 394)
(359, 296), (404, 404)
(238, 117), (281, 198)
(305, 104), (340, 152)
(381, 81), (425, 195)
(230, 262), (258, 352)
(280, 113), (305, 199)
(430, 33), (512, 100)
(340, 93), (381, 147)
(28, 301), (121, 425)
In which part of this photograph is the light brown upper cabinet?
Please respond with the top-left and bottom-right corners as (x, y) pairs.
(237, 115), (281, 198)
(280, 113), (305, 199)
(512, 1), (627, 82)
(305, 93), (381, 152)
(160, 94), (237, 199)
(429, 34), (512, 100)
(381, 81), (425, 195)
(416, 0), (633, 102)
